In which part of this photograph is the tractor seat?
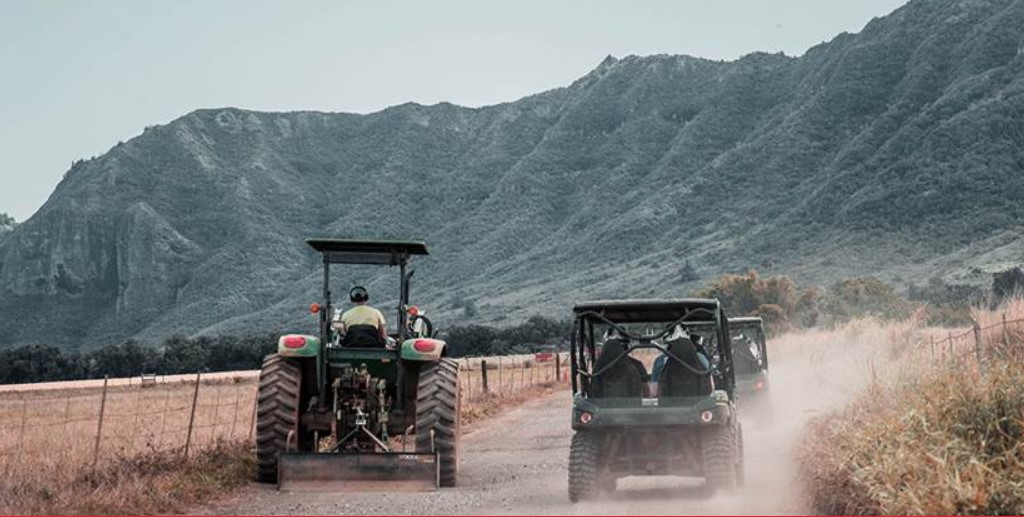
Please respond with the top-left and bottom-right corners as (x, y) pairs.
(341, 324), (385, 348)
(590, 338), (645, 399)
(658, 336), (714, 398)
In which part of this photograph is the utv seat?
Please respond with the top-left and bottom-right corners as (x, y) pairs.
(590, 338), (646, 399)
(658, 336), (714, 398)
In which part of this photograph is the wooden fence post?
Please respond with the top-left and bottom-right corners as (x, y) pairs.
(93, 376), (109, 466)
(498, 357), (503, 394)
(1003, 313), (1010, 350)
(16, 396), (28, 462)
(481, 360), (489, 394)
(973, 321), (984, 371)
(248, 385), (258, 444)
(947, 331), (953, 360)
(555, 353), (562, 382)
(184, 371), (201, 458)
(230, 390), (241, 439)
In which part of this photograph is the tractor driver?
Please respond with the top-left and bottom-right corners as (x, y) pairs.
(338, 285), (389, 348)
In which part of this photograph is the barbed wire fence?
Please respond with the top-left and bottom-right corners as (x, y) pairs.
(906, 313), (1024, 371)
(0, 351), (570, 478)
(456, 352), (569, 407)
(0, 373), (258, 478)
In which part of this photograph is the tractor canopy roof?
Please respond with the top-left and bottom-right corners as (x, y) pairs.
(307, 238), (428, 265)
(572, 298), (721, 324)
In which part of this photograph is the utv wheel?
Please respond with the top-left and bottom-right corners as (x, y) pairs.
(568, 431), (601, 502)
(255, 354), (301, 483)
(702, 424), (738, 492)
(416, 359), (460, 487)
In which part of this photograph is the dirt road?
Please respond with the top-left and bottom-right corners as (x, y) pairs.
(206, 394), (809, 515)
(204, 329), (879, 515)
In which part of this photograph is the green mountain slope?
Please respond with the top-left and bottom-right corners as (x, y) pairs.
(2, 0), (1023, 346)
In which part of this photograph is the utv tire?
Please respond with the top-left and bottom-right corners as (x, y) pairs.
(416, 359), (460, 487)
(255, 354), (302, 483)
(702, 424), (738, 492)
(568, 431), (601, 502)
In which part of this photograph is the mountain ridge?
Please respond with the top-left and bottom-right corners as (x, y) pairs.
(2, 0), (1023, 347)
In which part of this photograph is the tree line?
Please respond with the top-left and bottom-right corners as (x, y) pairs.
(0, 333), (280, 385)
(0, 318), (570, 385)
(3, 267), (1022, 385)
(698, 267), (1024, 336)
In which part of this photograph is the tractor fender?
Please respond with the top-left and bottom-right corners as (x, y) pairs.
(401, 338), (446, 361)
(277, 334), (320, 358)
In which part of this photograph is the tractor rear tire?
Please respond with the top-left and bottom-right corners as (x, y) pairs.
(416, 359), (460, 487)
(255, 354), (302, 483)
(568, 431), (601, 502)
(702, 423), (738, 492)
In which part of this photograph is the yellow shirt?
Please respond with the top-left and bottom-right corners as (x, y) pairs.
(340, 305), (387, 330)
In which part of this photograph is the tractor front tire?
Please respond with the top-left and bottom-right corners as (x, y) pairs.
(702, 423), (738, 492)
(255, 354), (301, 483)
(416, 359), (460, 487)
(568, 431), (602, 502)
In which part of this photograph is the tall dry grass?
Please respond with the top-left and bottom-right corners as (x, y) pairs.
(797, 300), (1024, 515)
(0, 377), (257, 515)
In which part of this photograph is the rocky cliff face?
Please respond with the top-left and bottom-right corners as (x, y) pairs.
(2, 0), (1023, 346)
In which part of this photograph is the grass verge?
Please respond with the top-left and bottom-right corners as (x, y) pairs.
(0, 441), (253, 515)
(798, 355), (1024, 515)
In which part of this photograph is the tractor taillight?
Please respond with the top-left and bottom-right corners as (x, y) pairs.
(413, 339), (436, 352)
(754, 380), (765, 391)
(579, 412), (593, 424)
(283, 336), (306, 349)
(700, 410), (714, 423)
(310, 303), (321, 314)
(408, 305), (420, 317)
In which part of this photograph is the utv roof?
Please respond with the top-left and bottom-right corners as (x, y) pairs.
(572, 298), (721, 323)
(306, 239), (428, 265)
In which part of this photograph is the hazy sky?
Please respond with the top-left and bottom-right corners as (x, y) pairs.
(0, 0), (909, 221)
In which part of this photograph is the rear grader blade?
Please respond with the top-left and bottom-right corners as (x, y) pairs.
(277, 451), (439, 492)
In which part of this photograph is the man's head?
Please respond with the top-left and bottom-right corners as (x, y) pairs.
(349, 285), (369, 304)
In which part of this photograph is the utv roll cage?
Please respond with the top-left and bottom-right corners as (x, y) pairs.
(570, 299), (736, 400)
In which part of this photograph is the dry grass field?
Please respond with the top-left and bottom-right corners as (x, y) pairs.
(0, 354), (566, 514)
(797, 300), (1024, 515)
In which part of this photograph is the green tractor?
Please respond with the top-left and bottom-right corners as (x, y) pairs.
(728, 316), (773, 425)
(567, 299), (743, 501)
(256, 239), (459, 491)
